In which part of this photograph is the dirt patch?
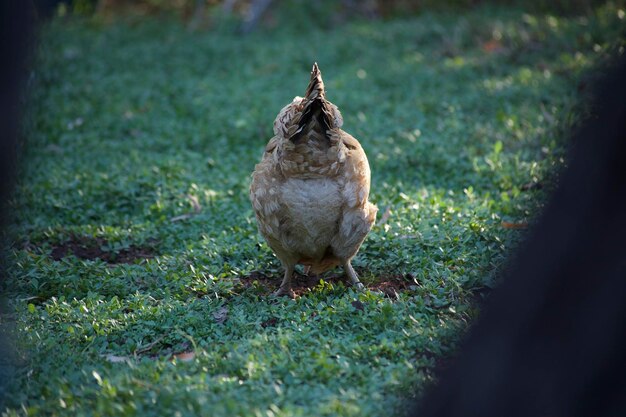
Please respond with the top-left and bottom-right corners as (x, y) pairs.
(50, 235), (157, 264)
(368, 273), (417, 298)
(242, 270), (416, 297)
(242, 270), (342, 296)
(261, 317), (279, 328)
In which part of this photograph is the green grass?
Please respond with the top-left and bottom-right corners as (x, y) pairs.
(2, 4), (625, 416)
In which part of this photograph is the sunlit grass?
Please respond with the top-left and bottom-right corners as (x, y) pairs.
(2, 4), (624, 416)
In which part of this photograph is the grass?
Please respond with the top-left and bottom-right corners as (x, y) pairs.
(2, 4), (625, 416)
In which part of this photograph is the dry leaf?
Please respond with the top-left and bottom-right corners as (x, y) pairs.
(173, 351), (195, 362)
(482, 39), (504, 53)
(213, 306), (229, 324)
(501, 221), (529, 230)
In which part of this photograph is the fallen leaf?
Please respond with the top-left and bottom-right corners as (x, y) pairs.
(501, 221), (529, 230)
(213, 306), (228, 324)
(482, 39), (504, 53)
(173, 351), (195, 362)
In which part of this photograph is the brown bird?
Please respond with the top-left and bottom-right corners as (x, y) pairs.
(250, 63), (377, 297)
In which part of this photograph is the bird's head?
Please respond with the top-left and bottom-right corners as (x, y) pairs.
(273, 63), (343, 140)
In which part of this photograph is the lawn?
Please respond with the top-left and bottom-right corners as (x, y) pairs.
(2, 4), (625, 416)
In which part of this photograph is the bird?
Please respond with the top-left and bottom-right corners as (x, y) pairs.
(250, 63), (377, 297)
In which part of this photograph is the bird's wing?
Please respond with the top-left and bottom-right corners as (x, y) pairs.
(330, 130), (378, 261)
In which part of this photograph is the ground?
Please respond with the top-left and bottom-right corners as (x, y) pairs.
(2, 4), (625, 416)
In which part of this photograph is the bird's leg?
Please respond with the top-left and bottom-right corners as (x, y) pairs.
(274, 264), (296, 298)
(344, 261), (365, 290)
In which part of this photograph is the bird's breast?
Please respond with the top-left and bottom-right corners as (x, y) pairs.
(280, 177), (342, 247)
(281, 177), (341, 221)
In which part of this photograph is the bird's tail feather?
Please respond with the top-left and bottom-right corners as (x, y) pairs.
(290, 63), (334, 142)
(304, 62), (326, 102)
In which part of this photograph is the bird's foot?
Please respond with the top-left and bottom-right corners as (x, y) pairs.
(344, 262), (366, 291)
(273, 286), (296, 299)
(353, 282), (366, 291)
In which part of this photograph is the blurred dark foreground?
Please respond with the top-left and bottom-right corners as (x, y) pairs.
(412, 53), (626, 417)
(0, 0), (36, 404)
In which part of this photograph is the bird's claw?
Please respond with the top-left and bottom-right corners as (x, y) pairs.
(273, 287), (296, 299)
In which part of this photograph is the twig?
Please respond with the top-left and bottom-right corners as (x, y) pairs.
(134, 335), (165, 355)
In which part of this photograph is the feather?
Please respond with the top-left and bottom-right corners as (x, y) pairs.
(290, 63), (334, 143)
